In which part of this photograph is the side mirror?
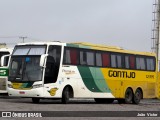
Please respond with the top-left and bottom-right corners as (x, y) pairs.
(1, 55), (10, 67)
(40, 54), (48, 67)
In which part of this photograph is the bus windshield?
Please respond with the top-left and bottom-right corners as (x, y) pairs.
(9, 56), (42, 82)
(12, 45), (46, 55)
(8, 45), (46, 82)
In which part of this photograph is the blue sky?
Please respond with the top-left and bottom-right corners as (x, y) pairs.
(0, 0), (153, 52)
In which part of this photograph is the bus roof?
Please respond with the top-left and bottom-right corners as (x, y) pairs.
(68, 42), (155, 56)
(16, 41), (155, 56)
(16, 41), (64, 46)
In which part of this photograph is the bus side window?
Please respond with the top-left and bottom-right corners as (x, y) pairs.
(70, 49), (77, 65)
(63, 49), (70, 64)
(102, 53), (110, 67)
(80, 50), (94, 66)
(86, 51), (94, 66)
(80, 51), (87, 65)
(63, 48), (79, 65)
(96, 53), (102, 67)
(117, 55), (122, 68)
(111, 53), (122, 68)
(136, 56), (146, 70)
(111, 54), (117, 68)
(146, 58), (155, 71)
(125, 56), (130, 69)
(129, 55), (135, 69)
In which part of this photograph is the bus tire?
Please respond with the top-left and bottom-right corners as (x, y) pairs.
(32, 98), (40, 103)
(124, 88), (133, 104)
(62, 87), (70, 104)
(132, 89), (142, 104)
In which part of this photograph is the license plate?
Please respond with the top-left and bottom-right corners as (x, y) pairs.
(19, 91), (25, 94)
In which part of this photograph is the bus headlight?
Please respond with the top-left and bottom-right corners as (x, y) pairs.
(8, 84), (13, 88)
(32, 84), (42, 89)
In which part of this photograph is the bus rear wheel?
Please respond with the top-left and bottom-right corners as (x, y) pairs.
(32, 98), (40, 103)
(132, 89), (142, 104)
(124, 88), (133, 104)
(62, 87), (70, 104)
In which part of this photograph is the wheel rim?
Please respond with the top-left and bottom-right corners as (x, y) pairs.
(134, 90), (141, 102)
(125, 89), (133, 103)
(126, 91), (132, 100)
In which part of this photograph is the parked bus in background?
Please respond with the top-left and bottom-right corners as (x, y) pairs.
(0, 47), (12, 94)
(2, 41), (157, 104)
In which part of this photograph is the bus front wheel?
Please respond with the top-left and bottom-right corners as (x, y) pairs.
(124, 88), (133, 104)
(32, 98), (40, 103)
(62, 87), (70, 104)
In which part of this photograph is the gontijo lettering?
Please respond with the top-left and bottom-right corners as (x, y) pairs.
(108, 70), (136, 78)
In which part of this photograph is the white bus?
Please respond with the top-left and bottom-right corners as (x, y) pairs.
(4, 42), (157, 104)
(0, 48), (12, 94)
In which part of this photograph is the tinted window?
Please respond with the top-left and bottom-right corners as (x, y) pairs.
(86, 51), (94, 66)
(130, 55), (135, 69)
(96, 53), (102, 66)
(136, 57), (146, 70)
(63, 47), (156, 72)
(117, 55), (122, 68)
(80, 51), (87, 65)
(125, 56), (129, 69)
(63, 48), (78, 65)
(125, 55), (135, 69)
(48, 45), (61, 63)
(146, 58), (155, 71)
(111, 54), (116, 67)
(80, 50), (94, 66)
(111, 54), (122, 68)
(102, 53), (110, 67)
(45, 45), (62, 84)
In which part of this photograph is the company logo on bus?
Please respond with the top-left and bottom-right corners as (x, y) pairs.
(0, 69), (8, 76)
(108, 70), (136, 78)
(48, 88), (58, 96)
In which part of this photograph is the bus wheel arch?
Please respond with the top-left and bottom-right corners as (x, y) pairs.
(62, 85), (74, 104)
(132, 88), (143, 104)
(124, 87), (133, 104)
